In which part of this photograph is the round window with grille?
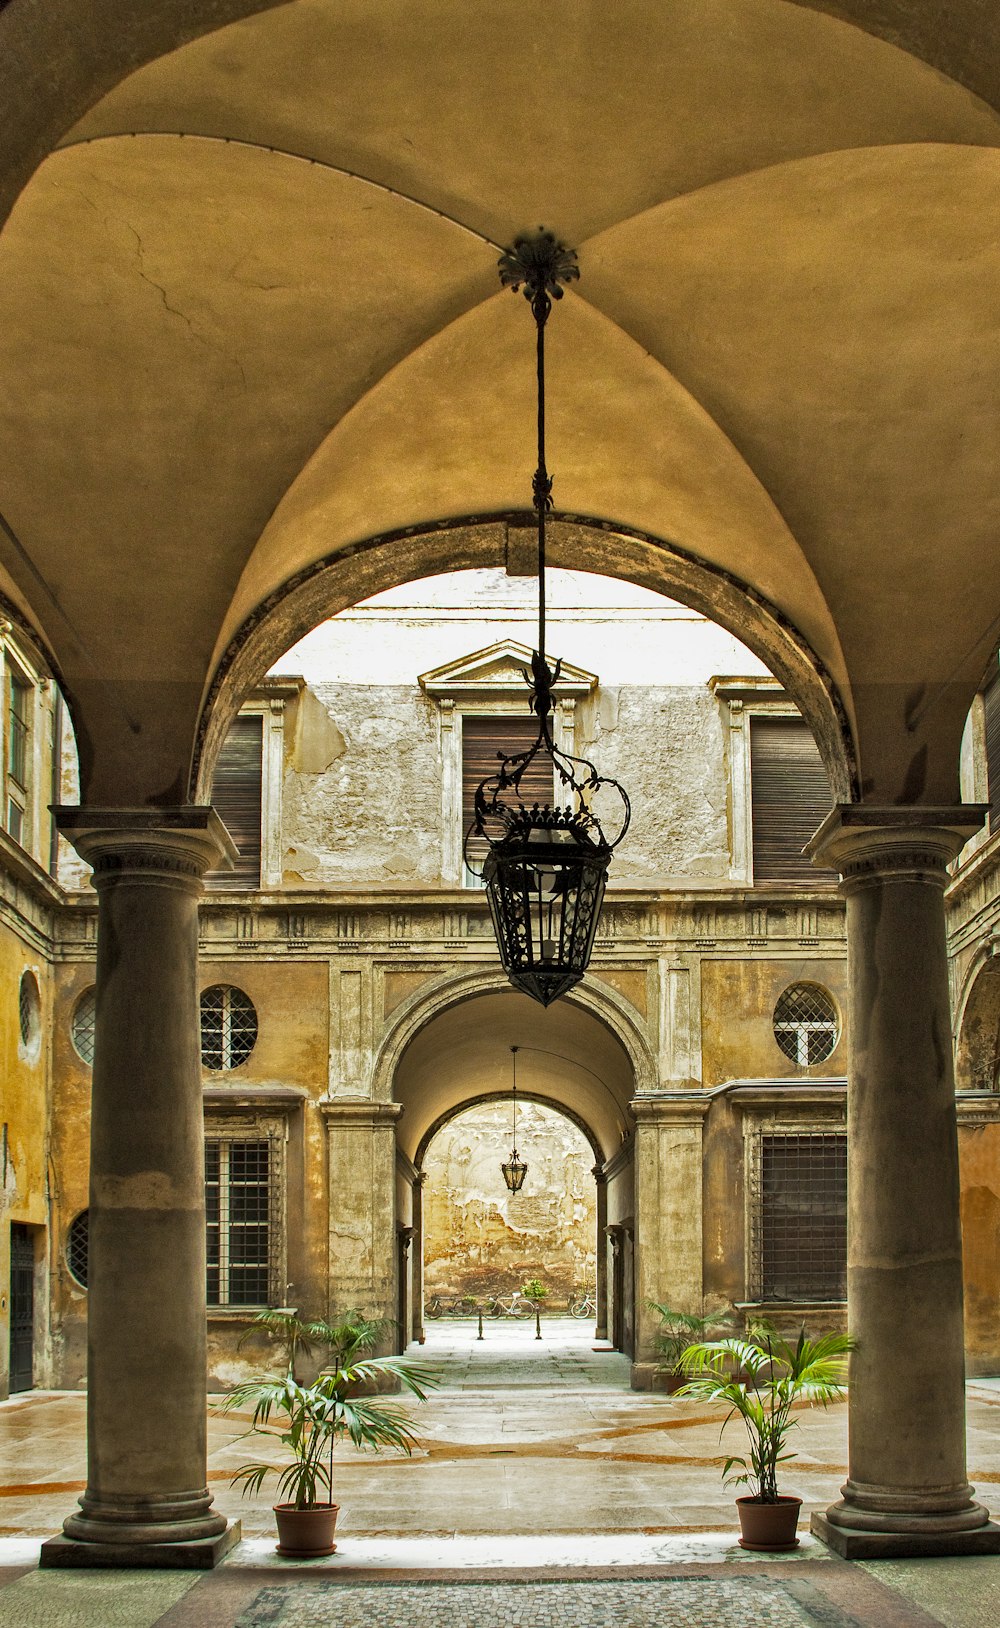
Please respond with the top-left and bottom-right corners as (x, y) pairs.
(67, 1210), (89, 1288)
(773, 983), (839, 1067)
(18, 970), (41, 1060)
(71, 987), (96, 1066)
(200, 984), (258, 1072)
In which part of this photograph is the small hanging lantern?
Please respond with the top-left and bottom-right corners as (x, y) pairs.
(501, 1045), (527, 1193)
(466, 229), (630, 1008)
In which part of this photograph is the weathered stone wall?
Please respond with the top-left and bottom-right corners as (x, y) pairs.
(423, 1102), (597, 1304)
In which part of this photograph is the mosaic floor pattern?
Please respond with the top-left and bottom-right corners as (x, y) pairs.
(234, 1576), (857, 1628)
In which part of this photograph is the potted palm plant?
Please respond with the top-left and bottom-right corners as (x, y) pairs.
(648, 1302), (717, 1392)
(225, 1309), (435, 1557)
(676, 1322), (854, 1550)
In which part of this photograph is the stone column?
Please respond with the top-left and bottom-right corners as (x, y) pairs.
(808, 806), (1000, 1558)
(630, 1094), (710, 1387)
(593, 1168), (608, 1339)
(412, 1171), (427, 1344)
(321, 1100), (402, 1339)
(41, 808), (239, 1569)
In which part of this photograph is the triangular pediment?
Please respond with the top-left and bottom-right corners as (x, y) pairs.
(419, 639), (597, 698)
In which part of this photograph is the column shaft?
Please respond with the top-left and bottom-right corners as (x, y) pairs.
(41, 810), (238, 1569)
(809, 806), (1000, 1559)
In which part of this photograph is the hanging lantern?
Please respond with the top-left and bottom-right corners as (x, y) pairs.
(501, 1045), (528, 1192)
(466, 230), (630, 1008)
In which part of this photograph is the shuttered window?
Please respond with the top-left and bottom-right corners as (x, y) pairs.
(749, 717), (836, 884)
(760, 1133), (847, 1301)
(985, 674), (1000, 831)
(205, 715), (263, 889)
(462, 715), (554, 873)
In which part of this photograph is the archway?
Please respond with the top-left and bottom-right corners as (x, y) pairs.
(419, 1096), (599, 1323)
(380, 979), (647, 1371)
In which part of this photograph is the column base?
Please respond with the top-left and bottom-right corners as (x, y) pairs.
(39, 1520), (241, 1570)
(812, 1512), (1000, 1559)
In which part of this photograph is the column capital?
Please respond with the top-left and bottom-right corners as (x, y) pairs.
(319, 1098), (404, 1126)
(805, 804), (988, 885)
(53, 805), (237, 883)
(630, 1092), (711, 1125)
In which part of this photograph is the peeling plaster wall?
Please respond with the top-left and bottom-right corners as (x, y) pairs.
(423, 1102), (597, 1303)
(282, 684), (441, 887)
(279, 679), (731, 888)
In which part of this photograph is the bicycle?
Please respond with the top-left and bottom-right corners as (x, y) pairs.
(425, 1294), (478, 1318)
(484, 1289), (535, 1319)
(568, 1290), (597, 1319)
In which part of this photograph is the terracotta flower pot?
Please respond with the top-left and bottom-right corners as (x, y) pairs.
(735, 1494), (802, 1551)
(274, 1501), (340, 1558)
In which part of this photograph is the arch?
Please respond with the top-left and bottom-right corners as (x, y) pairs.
(955, 937), (1000, 1093)
(193, 513), (857, 805)
(372, 962), (657, 1146)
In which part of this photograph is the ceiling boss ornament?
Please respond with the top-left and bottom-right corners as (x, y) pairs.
(466, 230), (630, 1008)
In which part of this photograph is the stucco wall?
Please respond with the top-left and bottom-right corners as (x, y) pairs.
(701, 957), (849, 1087)
(0, 917), (52, 1396)
(959, 1119), (1000, 1375)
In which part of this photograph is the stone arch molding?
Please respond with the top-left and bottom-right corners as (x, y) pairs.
(370, 964), (658, 1108)
(195, 514), (857, 806)
(954, 934), (1000, 1092)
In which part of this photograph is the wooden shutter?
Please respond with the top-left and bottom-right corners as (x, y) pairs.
(985, 675), (1000, 829)
(462, 715), (554, 866)
(750, 716), (836, 884)
(205, 715), (263, 889)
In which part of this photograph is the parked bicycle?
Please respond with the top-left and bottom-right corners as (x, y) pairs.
(484, 1289), (535, 1319)
(424, 1293), (478, 1319)
(567, 1290), (597, 1319)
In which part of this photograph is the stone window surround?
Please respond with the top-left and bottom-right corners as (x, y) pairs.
(710, 675), (807, 887)
(733, 1084), (847, 1309)
(223, 681), (296, 891)
(0, 622), (55, 870)
(419, 641), (597, 886)
(202, 1103), (294, 1316)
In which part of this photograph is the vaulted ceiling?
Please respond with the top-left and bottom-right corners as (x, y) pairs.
(1, 0), (999, 807)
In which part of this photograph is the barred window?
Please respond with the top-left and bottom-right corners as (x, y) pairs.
(67, 1210), (89, 1288)
(205, 1137), (273, 1307)
(773, 983), (838, 1066)
(760, 1133), (847, 1301)
(71, 987), (96, 1066)
(18, 970), (40, 1058)
(200, 984), (258, 1072)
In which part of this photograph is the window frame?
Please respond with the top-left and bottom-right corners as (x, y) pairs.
(711, 676), (836, 887)
(204, 1115), (286, 1312)
(744, 1113), (847, 1306)
(419, 640), (596, 886)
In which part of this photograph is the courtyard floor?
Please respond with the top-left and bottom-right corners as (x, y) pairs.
(1, 1320), (999, 1625)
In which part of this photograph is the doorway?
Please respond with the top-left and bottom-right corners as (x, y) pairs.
(8, 1223), (34, 1393)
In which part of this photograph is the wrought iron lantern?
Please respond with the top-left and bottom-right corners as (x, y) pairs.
(466, 229), (630, 1008)
(501, 1045), (527, 1193)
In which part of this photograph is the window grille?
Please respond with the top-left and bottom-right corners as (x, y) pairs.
(71, 987), (96, 1066)
(67, 1210), (89, 1288)
(756, 1132), (847, 1301)
(205, 1135), (277, 1306)
(18, 971), (40, 1051)
(200, 984), (258, 1071)
(773, 982), (838, 1066)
